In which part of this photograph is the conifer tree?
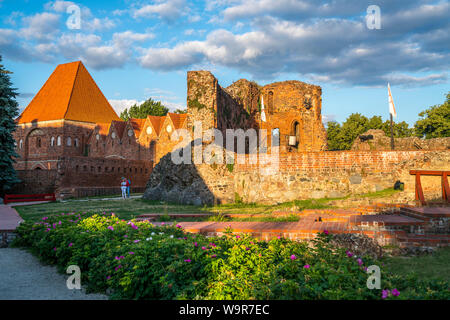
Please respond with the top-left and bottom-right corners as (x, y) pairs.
(0, 56), (20, 194)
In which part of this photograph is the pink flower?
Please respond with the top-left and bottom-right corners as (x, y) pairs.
(391, 289), (400, 297)
(68, 243), (73, 247)
(346, 251), (353, 258)
(106, 276), (111, 280)
(194, 242), (198, 247)
(382, 289), (390, 299)
(176, 224), (182, 228)
(357, 258), (363, 266)
(236, 235), (240, 239)
(277, 235), (281, 239)
(107, 226), (114, 231)
(134, 240), (140, 243)
(290, 255), (297, 260)
(303, 264), (310, 269)
(128, 251), (134, 255)
(42, 217), (48, 220)
(201, 246), (207, 250)
(124, 235), (128, 238)
(184, 259), (191, 263)
(211, 254), (217, 258)
(115, 265), (122, 271)
(53, 247), (57, 251)
(323, 230), (329, 235)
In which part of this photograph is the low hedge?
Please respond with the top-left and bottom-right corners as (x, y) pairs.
(13, 212), (449, 300)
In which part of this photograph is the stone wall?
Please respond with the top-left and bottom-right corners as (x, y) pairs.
(143, 148), (450, 205)
(352, 129), (450, 151)
(186, 71), (328, 152)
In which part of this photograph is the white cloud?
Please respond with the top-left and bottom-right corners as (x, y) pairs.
(21, 12), (60, 42)
(113, 31), (155, 45)
(133, 0), (187, 23)
(108, 99), (145, 115)
(382, 73), (448, 88)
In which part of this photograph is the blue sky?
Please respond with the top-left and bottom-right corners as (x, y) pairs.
(0, 0), (449, 126)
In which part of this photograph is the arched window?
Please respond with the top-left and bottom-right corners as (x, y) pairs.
(67, 137), (72, 146)
(36, 137), (41, 148)
(51, 137), (55, 147)
(57, 136), (62, 146)
(268, 91), (274, 114)
(19, 139), (23, 149)
(74, 138), (79, 147)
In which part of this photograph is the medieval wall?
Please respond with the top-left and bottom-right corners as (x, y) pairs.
(186, 71), (327, 153)
(56, 156), (153, 198)
(143, 148), (450, 205)
(352, 129), (450, 151)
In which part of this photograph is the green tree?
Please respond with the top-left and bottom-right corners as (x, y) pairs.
(414, 92), (450, 138)
(120, 98), (169, 120)
(0, 56), (20, 194)
(174, 108), (187, 114)
(381, 120), (414, 138)
(326, 121), (342, 151)
(333, 113), (370, 150)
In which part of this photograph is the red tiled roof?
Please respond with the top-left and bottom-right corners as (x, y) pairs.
(129, 118), (146, 138)
(95, 123), (111, 136)
(147, 115), (165, 136)
(111, 120), (127, 139)
(167, 112), (187, 129)
(17, 61), (120, 124)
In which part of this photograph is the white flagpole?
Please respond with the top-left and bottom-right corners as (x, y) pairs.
(388, 83), (395, 150)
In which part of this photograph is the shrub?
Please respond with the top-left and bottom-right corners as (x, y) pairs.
(13, 213), (449, 300)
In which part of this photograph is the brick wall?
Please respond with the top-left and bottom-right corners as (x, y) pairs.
(233, 150), (449, 204)
(11, 169), (58, 194)
(144, 147), (449, 205)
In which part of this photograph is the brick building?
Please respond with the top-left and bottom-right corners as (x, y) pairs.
(12, 62), (326, 197)
(12, 61), (186, 198)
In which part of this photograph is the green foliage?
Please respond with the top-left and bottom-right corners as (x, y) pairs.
(13, 214), (449, 300)
(120, 98), (169, 120)
(226, 163), (234, 173)
(414, 92), (450, 138)
(234, 192), (243, 204)
(326, 114), (414, 150)
(188, 98), (206, 110)
(0, 56), (20, 193)
(174, 108), (187, 114)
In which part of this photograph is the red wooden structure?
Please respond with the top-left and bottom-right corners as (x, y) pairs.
(3, 193), (56, 204)
(409, 170), (450, 205)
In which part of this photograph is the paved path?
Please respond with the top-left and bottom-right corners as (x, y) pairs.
(0, 204), (24, 232)
(0, 248), (108, 300)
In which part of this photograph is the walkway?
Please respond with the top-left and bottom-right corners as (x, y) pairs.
(0, 248), (107, 300)
(0, 204), (23, 232)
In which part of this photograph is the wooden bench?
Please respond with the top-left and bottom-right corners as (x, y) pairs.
(410, 170), (450, 206)
(3, 193), (56, 204)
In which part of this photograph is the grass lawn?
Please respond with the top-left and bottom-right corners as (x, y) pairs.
(382, 247), (450, 283)
(13, 188), (402, 222)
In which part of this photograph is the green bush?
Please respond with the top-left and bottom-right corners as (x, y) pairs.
(13, 212), (449, 300)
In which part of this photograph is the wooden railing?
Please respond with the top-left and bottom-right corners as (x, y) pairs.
(409, 170), (450, 205)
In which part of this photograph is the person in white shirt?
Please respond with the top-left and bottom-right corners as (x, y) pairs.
(120, 178), (127, 199)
